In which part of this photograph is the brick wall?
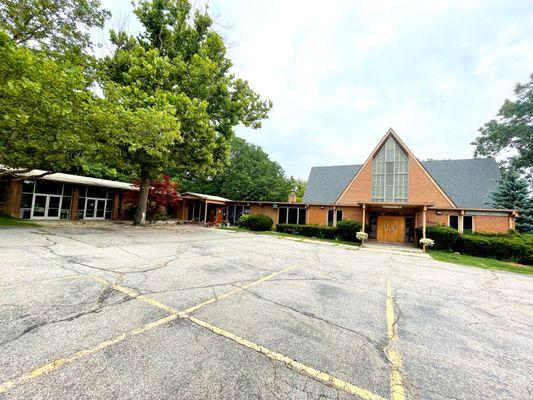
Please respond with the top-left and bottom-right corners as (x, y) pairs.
(337, 162), (372, 204)
(307, 206), (327, 225)
(408, 158), (453, 208)
(250, 205), (278, 224)
(337, 156), (454, 208)
(474, 215), (511, 233)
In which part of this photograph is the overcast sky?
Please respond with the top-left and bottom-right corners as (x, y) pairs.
(96, 0), (533, 179)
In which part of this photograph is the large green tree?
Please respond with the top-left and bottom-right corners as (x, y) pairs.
(181, 136), (292, 201)
(0, 32), (108, 175)
(101, 0), (271, 224)
(490, 168), (533, 232)
(0, 0), (109, 56)
(0, 0), (111, 176)
(473, 74), (533, 184)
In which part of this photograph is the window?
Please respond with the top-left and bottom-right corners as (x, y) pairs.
(288, 208), (298, 224)
(278, 206), (305, 225)
(0, 178), (8, 204)
(336, 210), (343, 223)
(298, 208), (306, 225)
(227, 204), (250, 225)
(449, 215), (458, 230)
(463, 215), (473, 231)
(20, 180), (72, 220)
(371, 137), (408, 202)
(327, 210), (334, 226)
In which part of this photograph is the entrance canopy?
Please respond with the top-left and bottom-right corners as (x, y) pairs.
(180, 192), (231, 224)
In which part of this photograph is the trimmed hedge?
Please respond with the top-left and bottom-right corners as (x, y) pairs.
(417, 224), (532, 265)
(458, 233), (533, 265)
(336, 220), (363, 242)
(276, 223), (337, 239)
(238, 214), (273, 231)
(415, 225), (460, 250)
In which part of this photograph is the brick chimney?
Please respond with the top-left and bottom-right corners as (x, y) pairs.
(288, 190), (297, 203)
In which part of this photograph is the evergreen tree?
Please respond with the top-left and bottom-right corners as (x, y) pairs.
(491, 169), (533, 232)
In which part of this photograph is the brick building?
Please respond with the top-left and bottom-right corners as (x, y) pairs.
(0, 170), (138, 221)
(1, 129), (517, 243)
(221, 129), (517, 243)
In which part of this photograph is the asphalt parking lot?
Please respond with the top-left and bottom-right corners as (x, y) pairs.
(1, 224), (532, 400)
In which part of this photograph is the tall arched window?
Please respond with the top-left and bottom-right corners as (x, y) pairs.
(371, 137), (408, 202)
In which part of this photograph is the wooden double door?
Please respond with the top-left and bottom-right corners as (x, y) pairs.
(377, 216), (405, 243)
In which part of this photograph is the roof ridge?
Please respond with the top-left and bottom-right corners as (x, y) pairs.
(311, 164), (362, 168)
(421, 157), (495, 163)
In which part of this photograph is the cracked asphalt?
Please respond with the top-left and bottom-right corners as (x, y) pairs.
(0, 224), (532, 399)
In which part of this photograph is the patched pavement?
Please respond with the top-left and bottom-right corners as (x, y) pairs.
(0, 224), (531, 399)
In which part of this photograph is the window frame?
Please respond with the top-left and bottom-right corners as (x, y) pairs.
(449, 215), (459, 230)
(278, 206), (306, 225)
(371, 137), (408, 202)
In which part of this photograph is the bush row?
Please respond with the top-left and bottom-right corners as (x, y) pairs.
(415, 225), (533, 265)
(238, 214), (273, 231)
(276, 220), (368, 242)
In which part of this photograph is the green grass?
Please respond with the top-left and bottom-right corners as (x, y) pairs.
(220, 226), (359, 247)
(429, 250), (533, 275)
(0, 215), (40, 227)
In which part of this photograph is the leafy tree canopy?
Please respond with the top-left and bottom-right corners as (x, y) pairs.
(473, 74), (533, 184)
(0, 32), (108, 175)
(490, 168), (532, 232)
(180, 136), (292, 202)
(101, 0), (271, 223)
(0, 0), (109, 57)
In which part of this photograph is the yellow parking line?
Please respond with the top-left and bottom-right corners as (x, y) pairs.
(91, 265), (297, 316)
(0, 314), (178, 394)
(0, 266), (297, 394)
(186, 314), (386, 400)
(386, 279), (405, 400)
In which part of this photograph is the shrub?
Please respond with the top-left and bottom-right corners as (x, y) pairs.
(276, 224), (337, 239)
(336, 220), (363, 242)
(415, 225), (460, 250)
(458, 233), (533, 265)
(238, 214), (273, 231)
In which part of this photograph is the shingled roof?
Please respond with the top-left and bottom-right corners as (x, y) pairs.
(302, 164), (361, 204)
(302, 158), (501, 208)
(421, 158), (500, 208)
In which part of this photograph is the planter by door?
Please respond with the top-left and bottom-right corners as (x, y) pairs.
(377, 216), (405, 243)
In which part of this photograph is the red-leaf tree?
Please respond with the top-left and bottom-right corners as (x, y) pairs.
(132, 175), (181, 221)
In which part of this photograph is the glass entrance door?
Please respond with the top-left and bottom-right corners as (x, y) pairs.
(31, 194), (62, 219)
(84, 198), (107, 220)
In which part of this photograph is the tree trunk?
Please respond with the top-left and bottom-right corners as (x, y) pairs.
(134, 169), (150, 225)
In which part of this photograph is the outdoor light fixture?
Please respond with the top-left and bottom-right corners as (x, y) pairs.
(382, 205), (402, 209)
(436, 211), (443, 215)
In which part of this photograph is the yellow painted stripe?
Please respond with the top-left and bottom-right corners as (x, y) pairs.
(186, 315), (386, 400)
(0, 314), (178, 394)
(386, 279), (405, 400)
(0, 266), (297, 393)
(183, 265), (297, 314)
(91, 265), (297, 316)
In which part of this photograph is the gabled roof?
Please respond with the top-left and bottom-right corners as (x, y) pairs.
(302, 165), (361, 204)
(421, 158), (500, 209)
(301, 129), (502, 209)
(15, 169), (138, 191)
